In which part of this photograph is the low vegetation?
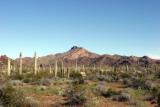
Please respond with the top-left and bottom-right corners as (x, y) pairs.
(0, 64), (160, 107)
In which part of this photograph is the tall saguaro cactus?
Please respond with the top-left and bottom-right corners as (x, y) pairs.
(13, 65), (16, 72)
(19, 52), (23, 75)
(75, 59), (78, 72)
(34, 52), (38, 75)
(7, 58), (11, 76)
(126, 65), (129, 72)
(93, 65), (96, 72)
(61, 60), (64, 77)
(67, 67), (70, 79)
(49, 66), (52, 74)
(55, 60), (58, 77)
(82, 65), (85, 72)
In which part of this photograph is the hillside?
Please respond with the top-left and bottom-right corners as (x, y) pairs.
(1, 46), (160, 68)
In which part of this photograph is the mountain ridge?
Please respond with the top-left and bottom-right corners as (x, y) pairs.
(0, 46), (160, 68)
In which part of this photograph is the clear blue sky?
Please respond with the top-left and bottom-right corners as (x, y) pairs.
(0, 0), (160, 59)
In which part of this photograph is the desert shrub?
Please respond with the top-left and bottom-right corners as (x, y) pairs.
(21, 72), (51, 85)
(22, 73), (37, 84)
(65, 91), (86, 105)
(155, 71), (160, 79)
(9, 80), (24, 86)
(94, 82), (119, 98)
(96, 74), (119, 82)
(151, 86), (160, 97)
(157, 92), (160, 107)
(39, 78), (52, 86)
(119, 72), (131, 79)
(70, 72), (82, 79)
(126, 78), (152, 90)
(102, 88), (119, 98)
(11, 73), (24, 80)
(149, 86), (160, 106)
(86, 72), (99, 81)
(19, 71), (55, 84)
(96, 87), (118, 97)
(0, 79), (40, 107)
(0, 83), (25, 107)
(112, 92), (130, 102)
(97, 75), (111, 82)
(144, 94), (155, 101)
(70, 72), (84, 84)
(24, 97), (40, 107)
(112, 95), (129, 102)
(36, 85), (48, 91)
(122, 78), (132, 85)
(64, 84), (86, 106)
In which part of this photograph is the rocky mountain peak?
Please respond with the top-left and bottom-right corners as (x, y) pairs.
(70, 46), (82, 51)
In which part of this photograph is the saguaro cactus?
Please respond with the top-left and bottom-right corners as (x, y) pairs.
(19, 52), (23, 75)
(55, 60), (58, 77)
(49, 66), (52, 74)
(67, 67), (70, 79)
(93, 65), (96, 72)
(126, 65), (129, 72)
(75, 59), (78, 72)
(61, 60), (64, 77)
(7, 58), (11, 76)
(82, 65), (85, 72)
(13, 65), (16, 72)
(34, 52), (37, 75)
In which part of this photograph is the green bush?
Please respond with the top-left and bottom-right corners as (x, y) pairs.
(157, 92), (160, 107)
(64, 84), (86, 106)
(112, 93), (130, 102)
(0, 81), (39, 107)
(70, 72), (84, 84)
(0, 83), (25, 107)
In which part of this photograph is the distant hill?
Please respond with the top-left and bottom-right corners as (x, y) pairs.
(1, 46), (160, 68)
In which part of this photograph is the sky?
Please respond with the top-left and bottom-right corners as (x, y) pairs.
(0, 0), (160, 59)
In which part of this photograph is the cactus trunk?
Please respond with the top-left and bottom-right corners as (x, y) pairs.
(55, 60), (58, 77)
(126, 65), (129, 72)
(34, 52), (37, 75)
(82, 65), (85, 72)
(19, 52), (22, 75)
(61, 60), (64, 77)
(75, 59), (78, 72)
(7, 58), (11, 76)
(67, 67), (70, 78)
(49, 66), (52, 74)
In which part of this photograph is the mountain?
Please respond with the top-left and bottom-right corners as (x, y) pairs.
(55, 46), (99, 60)
(0, 55), (9, 65)
(38, 46), (99, 66)
(11, 46), (160, 68)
